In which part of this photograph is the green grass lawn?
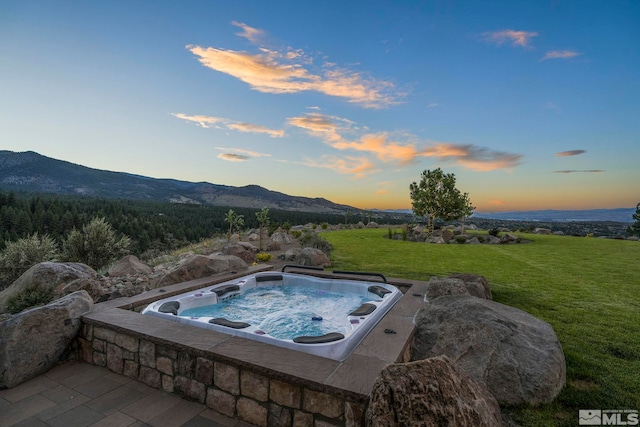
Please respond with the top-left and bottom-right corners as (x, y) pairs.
(321, 228), (640, 426)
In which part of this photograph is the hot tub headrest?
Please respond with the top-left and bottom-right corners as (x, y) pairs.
(293, 332), (345, 344)
(158, 301), (180, 315)
(349, 303), (377, 316)
(209, 317), (251, 329)
(368, 285), (392, 298)
(256, 274), (284, 283)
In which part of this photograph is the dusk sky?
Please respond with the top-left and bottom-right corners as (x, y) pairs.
(1, 1), (638, 212)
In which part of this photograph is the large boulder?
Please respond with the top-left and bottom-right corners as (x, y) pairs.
(107, 255), (153, 277)
(222, 242), (258, 264)
(423, 277), (470, 301)
(279, 248), (330, 267)
(366, 356), (502, 427)
(155, 254), (247, 288)
(448, 273), (492, 300)
(411, 296), (565, 406)
(533, 228), (552, 235)
(0, 290), (93, 388)
(0, 262), (98, 313)
(270, 231), (292, 245)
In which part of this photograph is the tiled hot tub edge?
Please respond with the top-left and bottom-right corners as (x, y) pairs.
(73, 267), (426, 427)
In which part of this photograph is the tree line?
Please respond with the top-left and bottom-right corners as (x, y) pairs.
(0, 191), (395, 255)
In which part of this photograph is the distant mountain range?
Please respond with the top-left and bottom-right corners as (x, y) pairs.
(380, 208), (635, 223)
(2, 150), (634, 223)
(0, 151), (357, 214)
(473, 209), (635, 223)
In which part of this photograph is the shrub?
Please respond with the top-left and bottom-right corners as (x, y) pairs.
(488, 227), (500, 237)
(0, 233), (59, 290)
(6, 283), (55, 314)
(299, 232), (333, 255)
(290, 230), (302, 239)
(256, 252), (272, 262)
(62, 217), (131, 271)
(456, 236), (467, 244)
(321, 222), (329, 230)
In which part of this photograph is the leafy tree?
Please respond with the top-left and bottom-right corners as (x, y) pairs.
(0, 233), (59, 290)
(224, 209), (244, 241)
(628, 203), (640, 237)
(409, 168), (469, 233)
(255, 207), (270, 251)
(62, 217), (131, 271)
(453, 192), (475, 235)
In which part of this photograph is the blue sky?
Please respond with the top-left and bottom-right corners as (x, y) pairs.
(1, 1), (638, 211)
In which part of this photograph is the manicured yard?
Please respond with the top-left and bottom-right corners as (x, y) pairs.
(322, 228), (640, 426)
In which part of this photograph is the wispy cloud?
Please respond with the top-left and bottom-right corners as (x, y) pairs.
(227, 122), (284, 138)
(287, 113), (354, 143)
(421, 143), (523, 171)
(332, 133), (420, 165)
(172, 113), (284, 137)
(541, 50), (582, 61)
(171, 113), (226, 129)
(215, 147), (271, 158)
(489, 199), (508, 206)
(288, 113), (522, 171)
(556, 150), (586, 157)
(232, 21), (265, 44)
(298, 155), (377, 178)
(482, 29), (538, 48)
(218, 153), (250, 162)
(375, 181), (395, 195)
(186, 23), (402, 108)
(553, 170), (604, 174)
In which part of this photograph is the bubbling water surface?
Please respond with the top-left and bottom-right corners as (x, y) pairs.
(180, 285), (371, 339)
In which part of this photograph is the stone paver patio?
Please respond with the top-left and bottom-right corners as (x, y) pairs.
(0, 361), (252, 427)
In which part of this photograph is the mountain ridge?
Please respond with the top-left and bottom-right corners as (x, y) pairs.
(0, 150), (357, 214)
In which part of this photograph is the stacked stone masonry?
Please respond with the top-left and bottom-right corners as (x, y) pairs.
(77, 324), (367, 426)
(72, 268), (422, 426)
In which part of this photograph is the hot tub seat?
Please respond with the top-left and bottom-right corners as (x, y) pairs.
(293, 332), (345, 344)
(368, 285), (392, 298)
(159, 301), (180, 315)
(209, 317), (251, 329)
(349, 303), (377, 316)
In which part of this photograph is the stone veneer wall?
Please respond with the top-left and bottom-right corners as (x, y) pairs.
(76, 322), (367, 427)
(71, 267), (423, 426)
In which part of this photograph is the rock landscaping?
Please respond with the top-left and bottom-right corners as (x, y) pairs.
(0, 290), (93, 388)
(0, 225), (568, 426)
(366, 356), (502, 426)
(411, 294), (566, 406)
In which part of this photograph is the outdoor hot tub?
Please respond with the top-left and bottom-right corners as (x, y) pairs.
(141, 270), (402, 361)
